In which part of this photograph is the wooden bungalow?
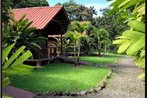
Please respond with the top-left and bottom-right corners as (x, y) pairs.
(12, 6), (70, 66)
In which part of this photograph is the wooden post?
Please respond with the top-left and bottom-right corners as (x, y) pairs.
(38, 30), (41, 59)
(60, 34), (63, 56)
(50, 47), (52, 57)
(47, 38), (49, 58)
(37, 61), (41, 67)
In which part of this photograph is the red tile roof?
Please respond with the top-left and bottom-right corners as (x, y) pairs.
(12, 6), (64, 29)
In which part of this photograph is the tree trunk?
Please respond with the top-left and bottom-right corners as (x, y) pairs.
(97, 37), (101, 56)
(75, 41), (81, 67)
(73, 44), (77, 67)
(104, 45), (107, 55)
(74, 44), (76, 57)
(98, 51), (101, 56)
(97, 44), (101, 56)
(103, 44), (106, 55)
(77, 41), (81, 66)
(60, 34), (63, 56)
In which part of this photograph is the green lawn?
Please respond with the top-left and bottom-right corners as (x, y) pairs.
(9, 63), (111, 93)
(73, 53), (122, 64)
(80, 56), (117, 64)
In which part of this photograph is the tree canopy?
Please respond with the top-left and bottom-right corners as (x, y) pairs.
(91, 8), (128, 52)
(56, 0), (97, 21)
(6, 0), (49, 8)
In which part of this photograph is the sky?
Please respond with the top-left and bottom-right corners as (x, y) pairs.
(47, 0), (113, 17)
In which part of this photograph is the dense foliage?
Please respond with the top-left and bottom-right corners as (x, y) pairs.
(65, 21), (90, 66)
(110, 0), (145, 79)
(7, 0), (49, 8)
(92, 8), (128, 53)
(89, 27), (111, 56)
(56, 0), (97, 21)
(2, 0), (13, 24)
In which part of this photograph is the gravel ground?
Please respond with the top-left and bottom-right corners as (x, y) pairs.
(44, 56), (145, 98)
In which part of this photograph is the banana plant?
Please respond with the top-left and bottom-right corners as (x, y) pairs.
(2, 43), (34, 97)
(113, 20), (145, 78)
(110, 0), (145, 79)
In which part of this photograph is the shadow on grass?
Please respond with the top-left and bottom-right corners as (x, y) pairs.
(102, 54), (125, 58)
(33, 63), (90, 75)
(10, 75), (91, 93)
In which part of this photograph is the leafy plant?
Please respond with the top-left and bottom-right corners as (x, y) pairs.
(65, 21), (92, 66)
(89, 27), (111, 56)
(56, 0), (97, 21)
(65, 31), (86, 66)
(51, 37), (71, 56)
(2, 15), (47, 58)
(2, 43), (34, 97)
(4, 0), (49, 8)
(2, 0), (13, 24)
(110, 0), (145, 79)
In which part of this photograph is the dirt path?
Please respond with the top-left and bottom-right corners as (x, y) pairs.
(3, 86), (36, 98)
(46, 56), (145, 98)
(77, 57), (145, 98)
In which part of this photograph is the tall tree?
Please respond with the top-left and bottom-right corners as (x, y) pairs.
(56, 0), (97, 21)
(65, 31), (86, 67)
(89, 27), (110, 56)
(66, 21), (90, 66)
(9, 0), (49, 8)
(92, 8), (128, 53)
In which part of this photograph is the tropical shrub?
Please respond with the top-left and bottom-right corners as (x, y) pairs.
(65, 21), (92, 66)
(2, 15), (47, 58)
(109, 0), (145, 79)
(92, 8), (128, 53)
(65, 31), (86, 66)
(51, 37), (71, 56)
(89, 27), (111, 56)
(2, 43), (34, 97)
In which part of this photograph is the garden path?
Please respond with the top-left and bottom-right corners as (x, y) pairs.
(77, 56), (145, 98)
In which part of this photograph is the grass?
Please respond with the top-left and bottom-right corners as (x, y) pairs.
(80, 56), (117, 64)
(9, 63), (111, 93)
(72, 53), (122, 64)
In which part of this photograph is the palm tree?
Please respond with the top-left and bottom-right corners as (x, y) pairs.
(89, 27), (110, 56)
(52, 36), (70, 56)
(65, 31), (86, 66)
(101, 37), (111, 55)
(66, 21), (90, 66)
(68, 21), (91, 34)
(98, 28), (110, 55)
